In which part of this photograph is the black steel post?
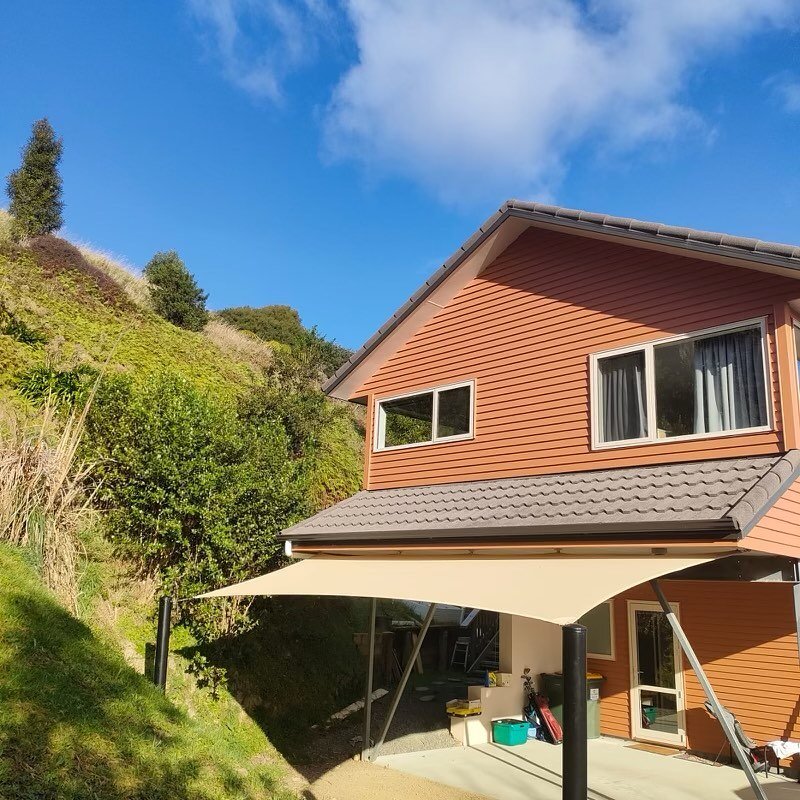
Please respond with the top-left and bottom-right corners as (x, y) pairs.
(562, 623), (587, 800)
(362, 598), (377, 761)
(153, 596), (173, 692)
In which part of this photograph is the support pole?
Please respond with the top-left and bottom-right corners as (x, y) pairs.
(369, 602), (437, 762)
(562, 623), (587, 800)
(153, 596), (173, 692)
(362, 598), (377, 761)
(792, 560), (800, 665)
(650, 580), (767, 800)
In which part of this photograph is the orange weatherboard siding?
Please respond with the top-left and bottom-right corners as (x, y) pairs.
(360, 227), (800, 489)
(589, 580), (800, 759)
(742, 475), (800, 557)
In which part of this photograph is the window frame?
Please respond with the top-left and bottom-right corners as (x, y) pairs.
(590, 317), (773, 451)
(373, 380), (475, 452)
(580, 600), (616, 661)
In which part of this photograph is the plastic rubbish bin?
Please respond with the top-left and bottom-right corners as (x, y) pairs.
(540, 672), (605, 739)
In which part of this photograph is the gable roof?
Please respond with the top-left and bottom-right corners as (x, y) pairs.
(325, 200), (800, 400)
(281, 452), (800, 545)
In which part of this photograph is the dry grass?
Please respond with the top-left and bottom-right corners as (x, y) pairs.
(0, 209), (13, 242)
(0, 400), (95, 611)
(76, 242), (152, 310)
(203, 316), (273, 370)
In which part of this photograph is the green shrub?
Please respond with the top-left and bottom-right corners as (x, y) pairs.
(84, 373), (305, 639)
(144, 251), (209, 331)
(240, 335), (362, 508)
(15, 363), (97, 407)
(0, 300), (46, 345)
(6, 118), (64, 239)
(219, 305), (350, 376)
(2, 316), (47, 345)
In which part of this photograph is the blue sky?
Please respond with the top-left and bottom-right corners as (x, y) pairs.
(1, 1), (799, 350)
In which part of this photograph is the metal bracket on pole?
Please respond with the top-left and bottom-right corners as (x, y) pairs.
(650, 580), (767, 800)
(369, 602), (437, 762)
(362, 598), (377, 762)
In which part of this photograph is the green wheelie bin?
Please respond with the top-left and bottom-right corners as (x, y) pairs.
(540, 672), (605, 739)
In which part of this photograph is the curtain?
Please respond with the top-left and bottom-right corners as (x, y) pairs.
(601, 352), (647, 442)
(693, 329), (767, 434)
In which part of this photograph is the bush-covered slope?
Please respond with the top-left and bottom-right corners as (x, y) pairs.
(0, 545), (295, 800)
(0, 214), (268, 402)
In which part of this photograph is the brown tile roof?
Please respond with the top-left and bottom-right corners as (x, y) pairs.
(282, 453), (800, 544)
(324, 201), (800, 397)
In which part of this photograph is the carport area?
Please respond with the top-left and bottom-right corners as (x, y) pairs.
(378, 737), (797, 800)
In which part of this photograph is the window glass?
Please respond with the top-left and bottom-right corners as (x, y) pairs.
(577, 602), (613, 659)
(597, 323), (768, 446)
(692, 327), (766, 433)
(656, 328), (767, 437)
(654, 339), (694, 438)
(598, 351), (648, 443)
(382, 393), (433, 447)
(436, 386), (471, 438)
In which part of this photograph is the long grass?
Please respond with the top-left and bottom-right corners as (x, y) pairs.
(203, 316), (273, 370)
(0, 399), (94, 611)
(77, 242), (153, 309)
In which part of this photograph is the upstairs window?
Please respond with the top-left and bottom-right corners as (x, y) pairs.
(592, 320), (770, 448)
(375, 381), (474, 450)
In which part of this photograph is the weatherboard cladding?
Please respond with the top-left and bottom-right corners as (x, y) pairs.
(363, 225), (793, 488)
(282, 453), (800, 542)
(323, 200), (800, 397)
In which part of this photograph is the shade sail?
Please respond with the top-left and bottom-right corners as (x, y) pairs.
(199, 554), (719, 625)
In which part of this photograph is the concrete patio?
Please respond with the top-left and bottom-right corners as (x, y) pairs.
(377, 737), (800, 800)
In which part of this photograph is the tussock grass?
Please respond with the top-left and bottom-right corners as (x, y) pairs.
(0, 210), (12, 243)
(0, 400), (94, 610)
(78, 242), (152, 310)
(204, 316), (273, 370)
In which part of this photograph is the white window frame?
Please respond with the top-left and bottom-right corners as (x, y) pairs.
(581, 599), (616, 661)
(373, 380), (475, 452)
(590, 317), (773, 450)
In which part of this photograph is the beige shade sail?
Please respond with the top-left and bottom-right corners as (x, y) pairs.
(198, 554), (719, 625)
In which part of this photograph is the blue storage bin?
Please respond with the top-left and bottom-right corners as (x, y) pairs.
(492, 718), (530, 746)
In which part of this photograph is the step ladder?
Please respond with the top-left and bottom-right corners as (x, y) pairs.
(450, 636), (471, 671)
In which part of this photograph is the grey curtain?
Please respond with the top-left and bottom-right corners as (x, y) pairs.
(693, 329), (767, 433)
(601, 353), (647, 442)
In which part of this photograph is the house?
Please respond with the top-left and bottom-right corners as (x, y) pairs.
(205, 201), (800, 795)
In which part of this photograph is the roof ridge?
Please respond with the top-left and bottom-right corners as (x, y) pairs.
(325, 200), (800, 398)
(726, 450), (800, 533)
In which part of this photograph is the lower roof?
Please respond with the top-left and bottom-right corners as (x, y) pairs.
(281, 453), (800, 546)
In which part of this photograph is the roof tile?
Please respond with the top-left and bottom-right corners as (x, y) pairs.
(283, 454), (799, 542)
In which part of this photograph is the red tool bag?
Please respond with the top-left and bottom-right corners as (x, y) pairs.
(533, 693), (563, 744)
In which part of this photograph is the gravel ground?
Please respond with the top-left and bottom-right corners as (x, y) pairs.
(292, 672), (477, 767)
(287, 759), (490, 800)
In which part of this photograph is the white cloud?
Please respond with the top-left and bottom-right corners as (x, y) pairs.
(324, 0), (797, 202)
(767, 71), (800, 113)
(188, 0), (333, 101)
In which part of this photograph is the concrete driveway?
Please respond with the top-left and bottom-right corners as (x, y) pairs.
(377, 737), (799, 800)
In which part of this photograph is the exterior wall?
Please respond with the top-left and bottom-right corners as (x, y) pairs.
(452, 614), (563, 746)
(359, 227), (800, 489)
(742, 473), (800, 557)
(589, 580), (800, 760)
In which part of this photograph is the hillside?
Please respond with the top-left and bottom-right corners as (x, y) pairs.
(0, 209), (366, 798)
(0, 543), (296, 800)
(0, 210), (270, 403)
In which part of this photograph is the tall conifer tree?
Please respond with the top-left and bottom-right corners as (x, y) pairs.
(7, 118), (64, 239)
